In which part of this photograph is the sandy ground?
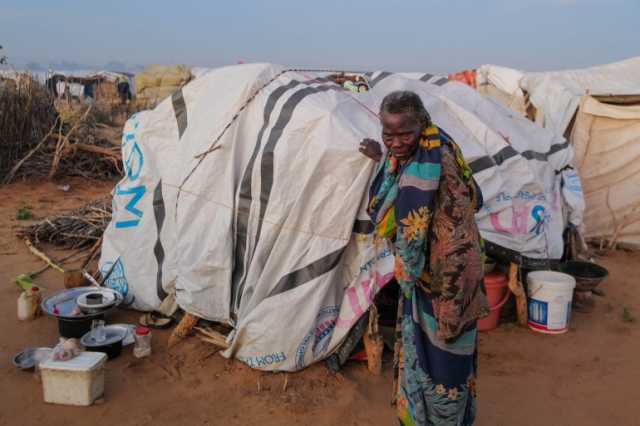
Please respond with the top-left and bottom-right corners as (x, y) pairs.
(1, 178), (639, 426)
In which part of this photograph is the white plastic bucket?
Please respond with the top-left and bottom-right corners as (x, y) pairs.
(526, 271), (576, 334)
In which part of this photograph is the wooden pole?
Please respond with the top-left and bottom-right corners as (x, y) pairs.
(363, 305), (384, 375)
(168, 312), (199, 348)
(24, 239), (64, 273)
(507, 263), (528, 326)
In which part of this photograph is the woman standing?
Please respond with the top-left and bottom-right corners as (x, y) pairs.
(360, 91), (488, 425)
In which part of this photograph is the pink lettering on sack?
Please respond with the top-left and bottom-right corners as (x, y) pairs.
(336, 271), (395, 329)
(490, 207), (529, 235)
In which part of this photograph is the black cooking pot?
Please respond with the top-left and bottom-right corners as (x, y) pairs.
(85, 339), (123, 359)
(57, 314), (104, 339)
(558, 260), (609, 292)
(81, 325), (125, 359)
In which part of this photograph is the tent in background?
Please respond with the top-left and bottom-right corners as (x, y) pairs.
(475, 65), (528, 117)
(521, 57), (640, 136)
(452, 58), (640, 247)
(521, 58), (640, 247)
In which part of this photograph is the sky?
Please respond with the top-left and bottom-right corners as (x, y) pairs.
(1, 0), (638, 73)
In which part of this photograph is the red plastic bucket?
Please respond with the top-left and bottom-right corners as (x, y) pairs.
(478, 272), (510, 332)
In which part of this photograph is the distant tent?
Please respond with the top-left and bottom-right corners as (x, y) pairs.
(475, 65), (529, 118)
(520, 57), (640, 247)
(45, 70), (134, 102)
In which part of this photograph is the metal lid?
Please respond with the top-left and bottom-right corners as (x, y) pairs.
(76, 289), (119, 310)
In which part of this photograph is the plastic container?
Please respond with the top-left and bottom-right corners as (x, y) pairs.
(133, 326), (152, 358)
(40, 351), (107, 406)
(17, 286), (41, 321)
(526, 271), (576, 334)
(478, 272), (510, 331)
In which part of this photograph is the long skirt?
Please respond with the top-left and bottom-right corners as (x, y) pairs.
(394, 289), (478, 426)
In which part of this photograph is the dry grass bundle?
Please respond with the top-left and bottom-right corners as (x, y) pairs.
(0, 75), (57, 178)
(2, 101), (123, 183)
(17, 198), (112, 250)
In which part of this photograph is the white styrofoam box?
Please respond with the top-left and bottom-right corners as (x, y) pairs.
(40, 351), (107, 406)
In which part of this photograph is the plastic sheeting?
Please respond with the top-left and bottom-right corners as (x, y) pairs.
(475, 65), (528, 116)
(572, 96), (640, 246)
(477, 65), (524, 98)
(521, 57), (640, 135)
(100, 64), (582, 371)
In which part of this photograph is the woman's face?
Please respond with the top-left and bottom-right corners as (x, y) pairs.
(381, 112), (421, 161)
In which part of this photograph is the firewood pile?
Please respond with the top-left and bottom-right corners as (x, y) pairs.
(17, 198), (112, 250)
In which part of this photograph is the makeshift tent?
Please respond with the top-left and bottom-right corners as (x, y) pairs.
(570, 97), (640, 246)
(44, 70), (135, 101)
(100, 64), (582, 371)
(521, 57), (640, 136)
(519, 57), (640, 246)
(191, 67), (213, 80)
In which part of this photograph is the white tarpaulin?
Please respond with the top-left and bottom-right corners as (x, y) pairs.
(475, 65), (528, 116)
(521, 57), (640, 135)
(100, 64), (582, 371)
(477, 65), (524, 98)
(572, 96), (640, 246)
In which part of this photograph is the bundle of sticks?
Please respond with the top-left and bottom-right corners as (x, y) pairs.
(13, 137), (122, 181)
(17, 198), (112, 250)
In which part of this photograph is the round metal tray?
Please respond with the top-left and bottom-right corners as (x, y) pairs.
(41, 287), (123, 320)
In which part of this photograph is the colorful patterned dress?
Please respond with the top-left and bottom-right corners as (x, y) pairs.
(368, 126), (488, 425)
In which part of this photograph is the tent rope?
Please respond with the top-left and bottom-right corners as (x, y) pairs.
(174, 68), (382, 216)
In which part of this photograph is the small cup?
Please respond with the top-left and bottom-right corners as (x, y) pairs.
(90, 319), (106, 343)
(86, 293), (104, 306)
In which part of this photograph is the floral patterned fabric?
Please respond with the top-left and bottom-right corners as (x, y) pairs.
(367, 126), (488, 425)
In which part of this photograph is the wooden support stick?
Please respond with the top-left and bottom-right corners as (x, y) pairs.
(24, 239), (64, 273)
(49, 105), (92, 179)
(80, 235), (103, 271)
(168, 313), (199, 348)
(507, 263), (528, 326)
(363, 305), (384, 375)
(194, 326), (231, 349)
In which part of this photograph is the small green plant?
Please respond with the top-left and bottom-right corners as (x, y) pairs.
(16, 204), (33, 220)
(622, 306), (636, 323)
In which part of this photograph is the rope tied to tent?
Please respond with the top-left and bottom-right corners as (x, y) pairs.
(174, 68), (381, 215)
(174, 68), (294, 213)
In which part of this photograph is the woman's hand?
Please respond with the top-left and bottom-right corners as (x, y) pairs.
(359, 138), (382, 162)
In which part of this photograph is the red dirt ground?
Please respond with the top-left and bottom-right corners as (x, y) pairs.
(1, 178), (638, 426)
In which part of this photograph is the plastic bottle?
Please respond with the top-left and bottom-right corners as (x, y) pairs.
(133, 326), (152, 358)
(17, 286), (41, 321)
